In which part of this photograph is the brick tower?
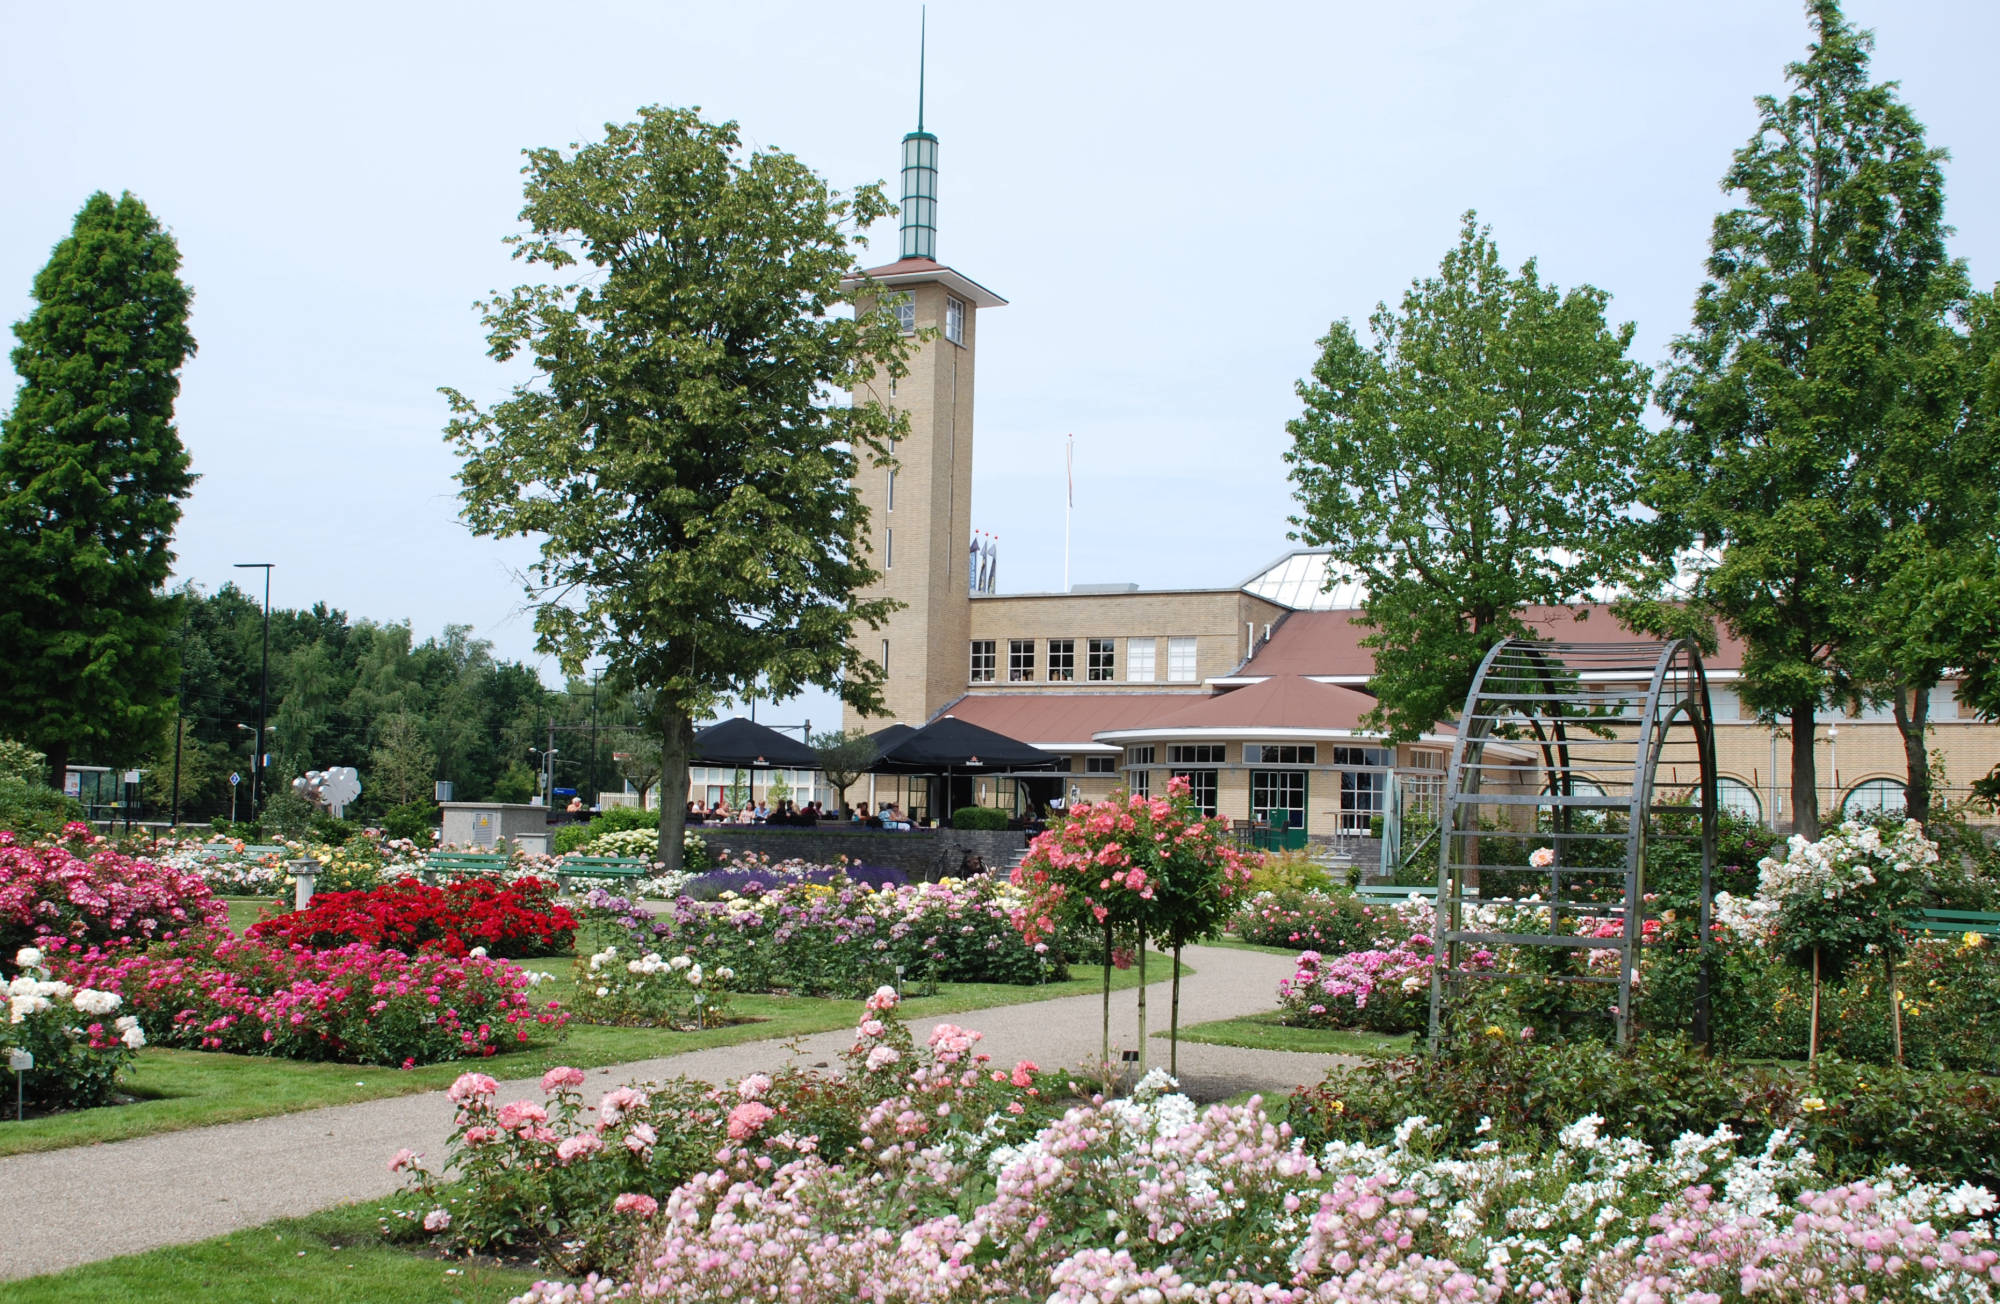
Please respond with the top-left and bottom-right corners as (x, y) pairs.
(842, 80), (1005, 729)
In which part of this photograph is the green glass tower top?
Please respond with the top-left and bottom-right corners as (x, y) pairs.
(900, 8), (937, 261)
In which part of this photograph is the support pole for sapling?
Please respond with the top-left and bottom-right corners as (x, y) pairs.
(1136, 942), (1148, 1075)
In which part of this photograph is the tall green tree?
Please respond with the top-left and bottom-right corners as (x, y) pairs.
(444, 106), (912, 869)
(0, 192), (197, 783)
(368, 711), (438, 808)
(1643, 1), (1958, 838)
(1285, 212), (1651, 740)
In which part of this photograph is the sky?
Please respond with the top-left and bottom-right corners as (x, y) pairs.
(5, 0), (1997, 736)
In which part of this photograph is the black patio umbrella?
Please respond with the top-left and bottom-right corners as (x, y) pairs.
(690, 716), (818, 769)
(866, 723), (916, 759)
(870, 715), (1062, 773)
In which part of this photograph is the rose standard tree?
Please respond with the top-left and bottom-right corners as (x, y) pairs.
(445, 107), (913, 870)
(1009, 777), (1254, 1075)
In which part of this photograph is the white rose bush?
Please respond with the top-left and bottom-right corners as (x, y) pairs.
(4, 944), (144, 1110)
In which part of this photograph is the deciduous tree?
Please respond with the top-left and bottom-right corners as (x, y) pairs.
(444, 107), (911, 871)
(1642, 1), (1959, 838)
(0, 192), (196, 783)
(1285, 213), (1650, 740)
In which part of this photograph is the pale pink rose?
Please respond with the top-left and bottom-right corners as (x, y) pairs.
(858, 1018), (886, 1038)
(446, 1072), (498, 1103)
(1530, 847), (1556, 868)
(736, 1073), (772, 1101)
(1011, 1059), (1039, 1088)
(865, 1044), (901, 1073)
(463, 1126), (499, 1147)
(597, 1086), (649, 1126)
(388, 1147), (422, 1173)
(612, 1192), (658, 1217)
(624, 1121), (657, 1153)
(864, 985), (899, 1012)
(541, 1066), (586, 1093)
(423, 1208), (451, 1232)
(726, 1100), (775, 1139)
(556, 1133), (603, 1163)
(496, 1100), (548, 1129)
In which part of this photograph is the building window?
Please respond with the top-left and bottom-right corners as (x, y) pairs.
(1008, 639), (1035, 682)
(885, 527), (893, 568)
(1087, 637), (1116, 681)
(1716, 776), (1762, 821)
(1842, 778), (1907, 818)
(969, 640), (996, 683)
(1171, 769), (1217, 816)
(1929, 682), (1960, 721)
(893, 292), (915, 334)
(1132, 769), (1150, 798)
(1085, 755), (1117, 774)
(1708, 688), (1739, 721)
(1127, 639), (1156, 682)
(1125, 745), (1155, 766)
(1331, 745), (1394, 768)
(1244, 743), (1316, 765)
(1047, 638), (1075, 682)
(887, 470), (895, 511)
(944, 295), (964, 345)
(1167, 744), (1225, 765)
(1251, 770), (1307, 829)
(1167, 636), (1198, 683)
(880, 639), (890, 676)
(1339, 769), (1387, 833)
(1409, 749), (1444, 770)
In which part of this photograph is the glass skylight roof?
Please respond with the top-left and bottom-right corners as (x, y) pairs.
(1239, 550), (1367, 610)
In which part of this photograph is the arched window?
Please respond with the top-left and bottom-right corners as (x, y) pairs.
(1841, 778), (1907, 819)
(1716, 777), (1762, 821)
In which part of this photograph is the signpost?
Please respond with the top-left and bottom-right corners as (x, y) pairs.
(10, 1048), (30, 1122)
(228, 772), (241, 823)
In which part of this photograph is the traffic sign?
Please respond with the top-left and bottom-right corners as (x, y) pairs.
(229, 772), (241, 787)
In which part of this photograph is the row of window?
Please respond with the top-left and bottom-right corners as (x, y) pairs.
(1709, 685), (1963, 723)
(892, 292), (965, 346)
(971, 637), (1199, 683)
(1158, 768), (1389, 826)
(1125, 743), (1407, 768)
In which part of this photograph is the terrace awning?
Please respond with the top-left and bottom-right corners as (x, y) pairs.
(868, 715), (1063, 774)
(690, 717), (818, 769)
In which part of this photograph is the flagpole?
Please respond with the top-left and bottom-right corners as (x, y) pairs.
(1063, 434), (1073, 593)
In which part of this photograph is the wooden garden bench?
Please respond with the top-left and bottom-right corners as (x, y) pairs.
(197, 842), (288, 859)
(417, 851), (514, 885)
(1353, 884), (1437, 904)
(555, 855), (658, 888)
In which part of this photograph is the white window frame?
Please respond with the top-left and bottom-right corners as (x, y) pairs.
(944, 295), (964, 345)
(1127, 638), (1156, 683)
(1166, 636), (1197, 683)
(1087, 637), (1116, 681)
(969, 640), (996, 684)
(1047, 638), (1076, 682)
(893, 292), (915, 334)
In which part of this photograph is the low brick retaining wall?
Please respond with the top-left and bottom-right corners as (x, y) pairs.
(690, 825), (1028, 882)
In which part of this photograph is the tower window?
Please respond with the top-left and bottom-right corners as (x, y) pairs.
(881, 639), (890, 676)
(1048, 639), (1075, 682)
(944, 295), (965, 345)
(1087, 638), (1116, 681)
(893, 293), (915, 335)
(887, 470), (895, 511)
(1167, 637), (1198, 683)
(969, 640), (996, 683)
(1008, 639), (1035, 682)
(1127, 639), (1156, 683)
(885, 528), (893, 569)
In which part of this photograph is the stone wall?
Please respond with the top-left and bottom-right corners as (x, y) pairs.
(691, 824), (1029, 882)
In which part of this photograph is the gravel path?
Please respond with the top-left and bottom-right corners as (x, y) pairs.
(0, 942), (1344, 1281)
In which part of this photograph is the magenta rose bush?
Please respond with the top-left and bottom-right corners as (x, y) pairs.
(1277, 894), (1493, 1033)
(50, 932), (564, 1066)
(0, 826), (225, 959)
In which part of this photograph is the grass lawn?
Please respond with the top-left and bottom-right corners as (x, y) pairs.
(0, 948), (1189, 1158)
(1, 1191), (538, 1304)
(1160, 1010), (1411, 1058)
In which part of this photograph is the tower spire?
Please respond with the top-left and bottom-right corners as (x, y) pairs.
(900, 8), (938, 261)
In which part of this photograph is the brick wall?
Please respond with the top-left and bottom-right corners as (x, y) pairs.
(693, 825), (1028, 882)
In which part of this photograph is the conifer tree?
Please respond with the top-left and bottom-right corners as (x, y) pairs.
(0, 192), (197, 784)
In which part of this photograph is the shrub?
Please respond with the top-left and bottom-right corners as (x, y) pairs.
(1243, 849), (1332, 894)
(2, 945), (144, 1111)
(949, 805), (1008, 830)
(55, 932), (565, 1066)
(0, 774), (85, 840)
(0, 827), (226, 958)
(1228, 887), (1372, 953)
(250, 876), (575, 958)
(678, 860), (905, 902)
(569, 946), (733, 1028)
(378, 801), (437, 844)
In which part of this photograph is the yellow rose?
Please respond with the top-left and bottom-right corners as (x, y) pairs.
(1484, 1025), (1506, 1038)
(1800, 1096), (1827, 1112)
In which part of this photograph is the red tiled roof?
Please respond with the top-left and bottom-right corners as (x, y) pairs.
(1123, 675), (1397, 734)
(1238, 605), (1747, 679)
(852, 257), (945, 279)
(938, 693), (1210, 746)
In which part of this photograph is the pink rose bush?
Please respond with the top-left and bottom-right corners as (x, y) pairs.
(1277, 895), (1493, 1033)
(0, 826), (225, 959)
(50, 931), (564, 1065)
(497, 1076), (2000, 1303)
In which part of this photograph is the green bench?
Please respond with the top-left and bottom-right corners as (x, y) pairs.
(418, 852), (514, 885)
(198, 842), (288, 859)
(418, 851), (657, 893)
(1354, 884), (1437, 904)
(1916, 908), (2000, 938)
(556, 855), (658, 886)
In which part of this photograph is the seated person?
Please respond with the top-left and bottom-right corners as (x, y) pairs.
(795, 801), (818, 826)
(852, 802), (871, 823)
(878, 803), (912, 831)
(685, 801), (705, 824)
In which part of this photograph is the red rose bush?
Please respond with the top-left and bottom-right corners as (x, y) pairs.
(249, 875), (576, 958)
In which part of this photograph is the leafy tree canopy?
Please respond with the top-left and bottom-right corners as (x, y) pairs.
(443, 105), (914, 868)
(1285, 212), (1651, 741)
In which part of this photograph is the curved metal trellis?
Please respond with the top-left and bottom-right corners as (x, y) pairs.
(1426, 638), (1719, 1045)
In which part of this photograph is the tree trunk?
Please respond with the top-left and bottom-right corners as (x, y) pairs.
(1790, 706), (1821, 840)
(1136, 940), (1149, 1076)
(45, 741), (68, 795)
(1100, 920), (1114, 1071)
(1170, 938), (1183, 1078)
(656, 711), (694, 873)
(1891, 685), (1933, 831)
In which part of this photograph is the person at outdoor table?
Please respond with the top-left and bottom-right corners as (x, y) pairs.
(685, 800), (704, 824)
(879, 803), (912, 831)
(752, 800), (770, 822)
(852, 802), (870, 823)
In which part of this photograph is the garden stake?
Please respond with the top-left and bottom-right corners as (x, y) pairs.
(1169, 939), (1183, 1078)
(1809, 947), (1820, 1061)
(1100, 921), (1113, 1068)
(1888, 955), (1903, 1065)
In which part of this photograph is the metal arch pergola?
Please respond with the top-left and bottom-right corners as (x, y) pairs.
(1426, 638), (1720, 1046)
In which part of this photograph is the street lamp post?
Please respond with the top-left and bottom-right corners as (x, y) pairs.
(233, 563), (274, 818)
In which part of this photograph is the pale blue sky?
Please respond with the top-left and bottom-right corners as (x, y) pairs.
(4, 1), (1996, 732)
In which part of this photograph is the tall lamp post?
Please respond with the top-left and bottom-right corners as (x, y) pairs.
(233, 563), (274, 817)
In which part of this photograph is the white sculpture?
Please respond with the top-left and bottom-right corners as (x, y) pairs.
(293, 766), (363, 820)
